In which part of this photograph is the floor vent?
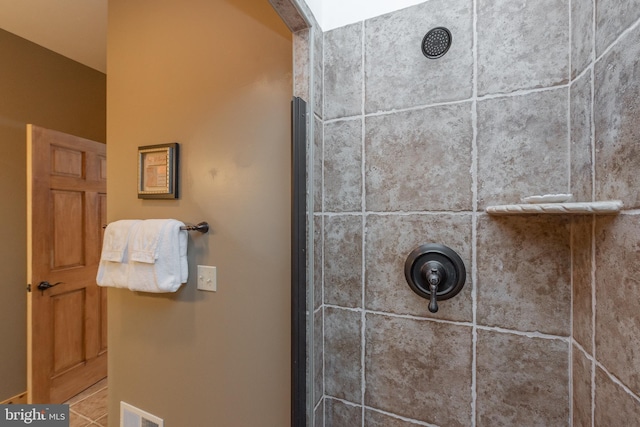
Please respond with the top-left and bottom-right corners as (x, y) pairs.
(121, 401), (164, 427)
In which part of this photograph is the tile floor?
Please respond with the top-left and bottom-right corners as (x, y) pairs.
(64, 378), (108, 427)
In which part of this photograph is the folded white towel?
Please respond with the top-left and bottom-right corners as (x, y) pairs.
(100, 220), (141, 262)
(97, 219), (188, 293)
(96, 220), (141, 288)
(127, 219), (187, 293)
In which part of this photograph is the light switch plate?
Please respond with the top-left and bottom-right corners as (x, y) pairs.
(197, 265), (217, 292)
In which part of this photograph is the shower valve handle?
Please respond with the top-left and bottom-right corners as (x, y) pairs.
(426, 267), (440, 313)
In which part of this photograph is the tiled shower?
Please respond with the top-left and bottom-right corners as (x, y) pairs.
(298, 0), (640, 425)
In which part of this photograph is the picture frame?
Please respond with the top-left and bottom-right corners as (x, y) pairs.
(137, 143), (179, 199)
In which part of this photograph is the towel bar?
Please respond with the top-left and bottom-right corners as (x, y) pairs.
(102, 221), (209, 233)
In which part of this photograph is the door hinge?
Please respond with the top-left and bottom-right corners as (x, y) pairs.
(26, 283), (31, 292)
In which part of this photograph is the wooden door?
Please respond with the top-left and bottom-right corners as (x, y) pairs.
(27, 125), (107, 403)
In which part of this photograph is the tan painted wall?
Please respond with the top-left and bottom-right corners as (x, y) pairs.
(106, 1), (292, 425)
(0, 29), (106, 401)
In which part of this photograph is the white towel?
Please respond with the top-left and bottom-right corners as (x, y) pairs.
(96, 220), (141, 288)
(127, 219), (188, 293)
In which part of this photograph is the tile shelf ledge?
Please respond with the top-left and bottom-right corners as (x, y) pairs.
(486, 200), (624, 215)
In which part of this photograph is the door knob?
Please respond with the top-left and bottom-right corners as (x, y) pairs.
(37, 281), (62, 294)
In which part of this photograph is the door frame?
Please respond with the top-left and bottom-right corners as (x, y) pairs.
(269, 1), (316, 425)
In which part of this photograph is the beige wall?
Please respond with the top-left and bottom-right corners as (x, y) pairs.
(106, 1), (292, 425)
(0, 29), (106, 401)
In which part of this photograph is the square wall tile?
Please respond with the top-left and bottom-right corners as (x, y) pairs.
(595, 0), (640, 57)
(325, 398), (362, 426)
(594, 23), (640, 209)
(324, 23), (363, 120)
(324, 119), (362, 212)
(477, 88), (569, 209)
(365, 103), (473, 212)
(365, 214), (473, 322)
(365, 314), (473, 426)
(323, 215), (362, 308)
(570, 72), (593, 202)
(571, 0), (594, 78)
(364, 0), (473, 113)
(573, 345), (593, 427)
(477, 0), (569, 95)
(572, 216), (593, 351)
(476, 215), (571, 336)
(324, 307), (362, 402)
(595, 215), (640, 396)
(476, 330), (569, 426)
(595, 368), (640, 425)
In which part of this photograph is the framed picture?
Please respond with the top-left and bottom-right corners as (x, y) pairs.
(137, 143), (179, 199)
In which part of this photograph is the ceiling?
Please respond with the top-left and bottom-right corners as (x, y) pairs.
(0, 0), (107, 73)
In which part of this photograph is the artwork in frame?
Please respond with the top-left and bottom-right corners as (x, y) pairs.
(137, 143), (179, 199)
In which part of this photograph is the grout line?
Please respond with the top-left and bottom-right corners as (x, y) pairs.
(568, 0), (575, 404)
(594, 360), (640, 405)
(322, 83), (568, 125)
(320, 24), (326, 427)
(589, 1), (597, 425)
(594, 14), (640, 65)
(471, 0), (479, 424)
(320, 211), (475, 217)
(360, 18), (367, 427)
(365, 406), (439, 427)
(569, 217), (575, 425)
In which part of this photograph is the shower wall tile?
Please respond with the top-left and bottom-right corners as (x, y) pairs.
(477, 89), (569, 209)
(270, 0), (308, 32)
(573, 345), (593, 427)
(365, 214), (473, 322)
(313, 309), (323, 407)
(313, 26), (324, 119)
(365, 314), (473, 427)
(572, 216), (593, 351)
(325, 398), (362, 426)
(365, 409), (424, 427)
(595, 368), (640, 425)
(594, 23), (640, 208)
(571, 0), (594, 79)
(323, 215), (362, 308)
(324, 307), (362, 402)
(324, 118), (362, 212)
(314, 401), (323, 427)
(365, 103), (473, 212)
(476, 330), (569, 427)
(364, 0), (473, 113)
(313, 215), (322, 309)
(570, 72), (593, 203)
(293, 29), (310, 101)
(477, 0), (569, 95)
(476, 215), (571, 336)
(595, 0), (640, 57)
(313, 115), (323, 213)
(595, 215), (640, 396)
(324, 23), (363, 120)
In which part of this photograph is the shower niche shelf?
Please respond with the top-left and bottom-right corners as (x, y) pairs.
(486, 200), (623, 216)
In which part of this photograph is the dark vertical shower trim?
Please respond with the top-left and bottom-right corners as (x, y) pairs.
(291, 96), (307, 427)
